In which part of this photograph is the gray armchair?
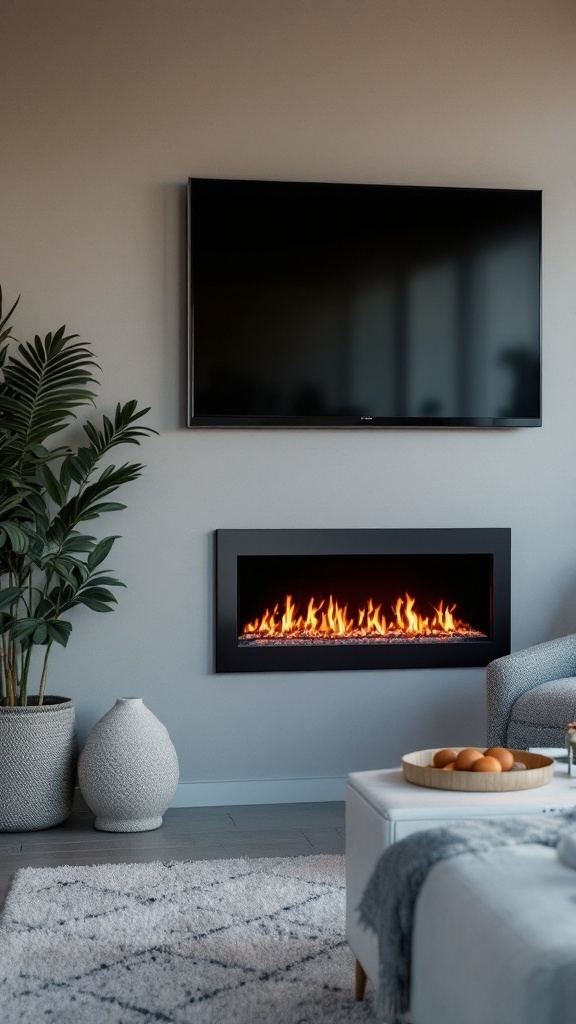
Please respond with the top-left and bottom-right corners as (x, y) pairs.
(487, 634), (576, 749)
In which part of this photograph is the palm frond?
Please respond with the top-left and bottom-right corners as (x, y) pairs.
(1, 329), (99, 459)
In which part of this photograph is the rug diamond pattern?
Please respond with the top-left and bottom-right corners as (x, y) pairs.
(0, 855), (376, 1023)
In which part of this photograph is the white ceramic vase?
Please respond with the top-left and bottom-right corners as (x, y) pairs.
(78, 698), (179, 832)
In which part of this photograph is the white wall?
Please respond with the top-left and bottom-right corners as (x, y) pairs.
(2, 0), (576, 803)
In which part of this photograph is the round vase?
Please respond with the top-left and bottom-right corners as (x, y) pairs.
(78, 698), (179, 832)
(0, 696), (78, 832)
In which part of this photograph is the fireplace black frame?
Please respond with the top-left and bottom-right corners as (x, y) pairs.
(215, 528), (511, 673)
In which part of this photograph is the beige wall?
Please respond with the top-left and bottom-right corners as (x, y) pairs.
(2, 0), (576, 802)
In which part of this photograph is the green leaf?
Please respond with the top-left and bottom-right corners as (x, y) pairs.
(84, 574), (125, 588)
(33, 623), (48, 644)
(60, 532), (97, 554)
(68, 582), (119, 613)
(46, 620), (72, 646)
(37, 464), (67, 505)
(74, 598), (115, 612)
(10, 616), (72, 647)
(11, 618), (42, 641)
(87, 535), (119, 570)
(29, 444), (51, 459)
(0, 586), (24, 610)
(0, 522), (31, 553)
(77, 586), (118, 603)
(23, 490), (49, 516)
(71, 501), (127, 523)
(34, 595), (57, 618)
(50, 556), (82, 585)
(60, 446), (96, 487)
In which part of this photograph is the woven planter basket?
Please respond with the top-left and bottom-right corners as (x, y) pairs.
(0, 697), (78, 832)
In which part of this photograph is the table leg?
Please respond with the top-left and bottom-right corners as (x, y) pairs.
(355, 958), (367, 1001)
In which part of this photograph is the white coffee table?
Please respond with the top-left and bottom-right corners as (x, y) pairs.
(346, 764), (576, 997)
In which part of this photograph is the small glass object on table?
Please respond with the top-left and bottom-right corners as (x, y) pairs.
(565, 722), (576, 776)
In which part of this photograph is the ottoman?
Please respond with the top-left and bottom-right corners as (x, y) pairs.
(346, 765), (576, 998)
(410, 842), (576, 1024)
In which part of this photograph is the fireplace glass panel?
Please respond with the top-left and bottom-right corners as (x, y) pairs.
(237, 554), (492, 647)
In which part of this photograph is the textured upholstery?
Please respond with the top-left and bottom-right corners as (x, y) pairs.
(486, 634), (576, 748)
(507, 678), (576, 749)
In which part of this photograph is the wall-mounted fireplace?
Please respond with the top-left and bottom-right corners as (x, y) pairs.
(215, 529), (511, 673)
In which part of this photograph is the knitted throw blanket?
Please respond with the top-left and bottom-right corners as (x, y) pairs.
(358, 810), (576, 1023)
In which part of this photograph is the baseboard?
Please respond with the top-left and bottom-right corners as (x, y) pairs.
(170, 777), (347, 806)
(73, 776), (347, 811)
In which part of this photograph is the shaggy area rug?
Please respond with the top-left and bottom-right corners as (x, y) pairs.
(0, 854), (375, 1023)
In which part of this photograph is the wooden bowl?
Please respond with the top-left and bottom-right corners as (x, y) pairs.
(402, 748), (555, 792)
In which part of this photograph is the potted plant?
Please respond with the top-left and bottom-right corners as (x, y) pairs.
(0, 286), (156, 830)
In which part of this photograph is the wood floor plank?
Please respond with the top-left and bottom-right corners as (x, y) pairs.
(202, 827), (338, 857)
(299, 827), (346, 853)
(228, 802), (345, 829)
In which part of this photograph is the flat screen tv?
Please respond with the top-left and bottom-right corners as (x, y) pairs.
(187, 177), (541, 428)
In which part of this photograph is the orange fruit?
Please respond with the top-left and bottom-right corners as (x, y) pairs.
(484, 747), (515, 771)
(454, 747), (484, 771)
(471, 755), (503, 773)
(433, 748), (458, 768)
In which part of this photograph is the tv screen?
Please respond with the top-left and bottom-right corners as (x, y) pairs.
(187, 178), (541, 428)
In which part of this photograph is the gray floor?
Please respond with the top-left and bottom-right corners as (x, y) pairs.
(0, 801), (345, 909)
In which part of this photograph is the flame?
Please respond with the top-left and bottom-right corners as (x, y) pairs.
(242, 593), (478, 640)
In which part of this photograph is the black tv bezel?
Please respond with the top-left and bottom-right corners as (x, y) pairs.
(186, 177), (542, 429)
